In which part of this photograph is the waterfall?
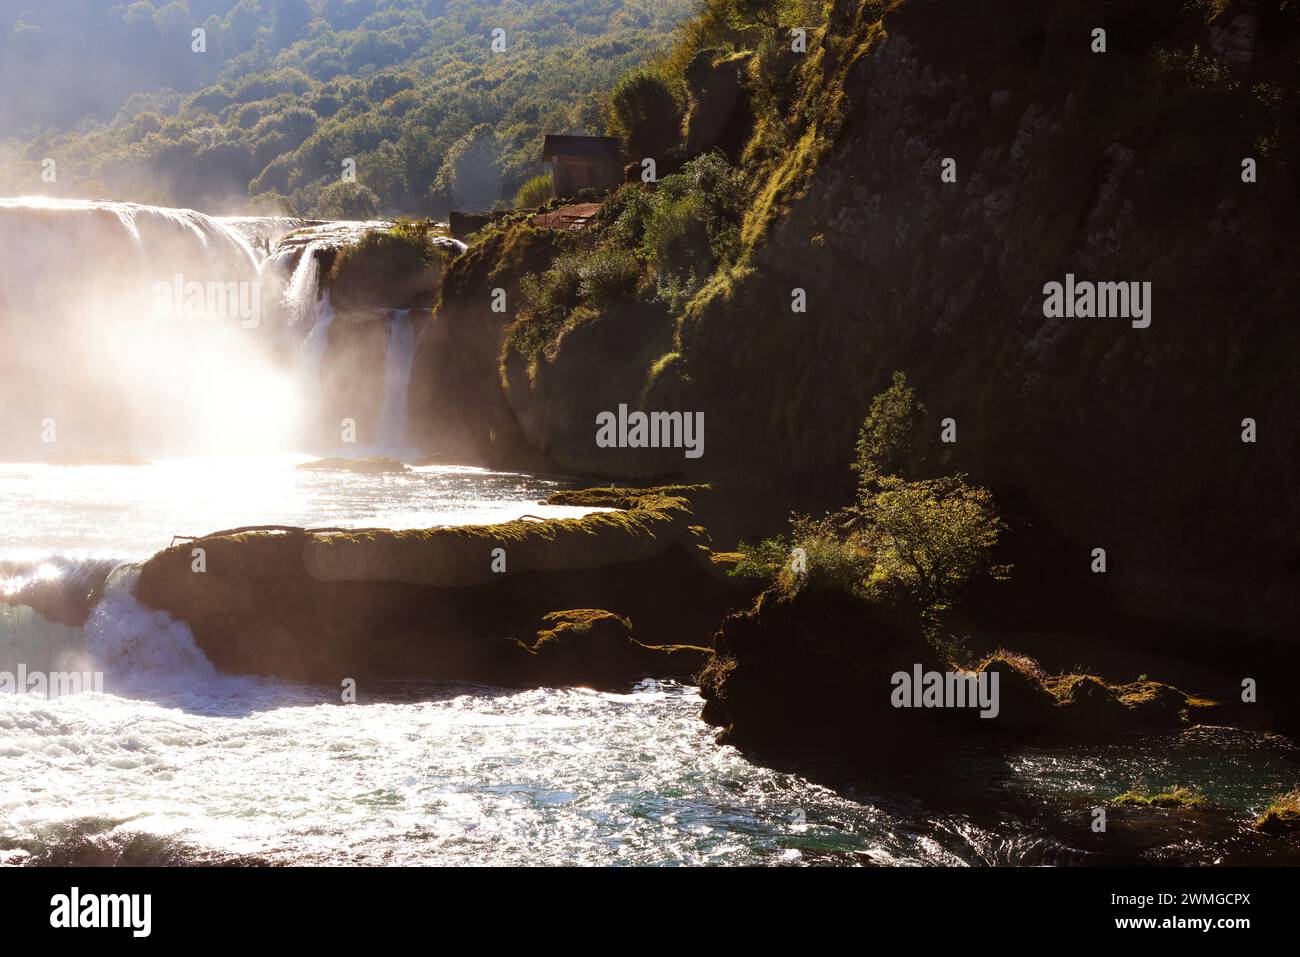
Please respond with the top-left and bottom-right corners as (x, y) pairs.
(377, 310), (416, 456)
(0, 197), (285, 458)
(0, 197), (450, 459)
(281, 241), (324, 331)
(296, 290), (337, 446)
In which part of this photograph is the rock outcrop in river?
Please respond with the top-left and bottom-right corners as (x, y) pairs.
(133, 487), (733, 685)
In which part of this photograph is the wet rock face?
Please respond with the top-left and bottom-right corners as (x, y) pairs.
(407, 225), (561, 470)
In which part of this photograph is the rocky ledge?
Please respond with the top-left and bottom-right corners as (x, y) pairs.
(698, 585), (1222, 765)
(134, 486), (736, 687)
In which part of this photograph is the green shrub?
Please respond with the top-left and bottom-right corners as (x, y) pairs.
(614, 152), (745, 309)
(577, 247), (641, 305)
(511, 246), (642, 365)
(315, 180), (381, 219)
(610, 66), (685, 160)
(326, 225), (448, 311)
(513, 174), (554, 209)
(734, 372), (1010, 636)
(852, 370), (929, 487)
(247, 190), (297, 216)
(732, 515), (868, 598)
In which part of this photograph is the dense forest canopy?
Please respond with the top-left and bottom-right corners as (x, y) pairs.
(0, 0), (696, 215)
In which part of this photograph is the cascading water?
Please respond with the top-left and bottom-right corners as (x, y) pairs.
(0, 198), (288, 459)
(281, 240), (324, 332)
(377, 309), (416, 456)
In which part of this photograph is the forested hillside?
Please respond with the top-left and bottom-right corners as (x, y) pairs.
(0, 0), (693, 214)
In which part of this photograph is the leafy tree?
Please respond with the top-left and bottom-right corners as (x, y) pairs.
(734, 373), (1009, 640)
(433, 124), (502, 212)
(854, 475), (1007, 619)
(609, 66), (683, 160)
(513, 173), (555, 208)
(851, 370), (928, 488)
(316, 179), (380, 219)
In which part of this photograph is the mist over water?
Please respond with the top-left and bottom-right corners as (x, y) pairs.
(0, 198), (403, 461)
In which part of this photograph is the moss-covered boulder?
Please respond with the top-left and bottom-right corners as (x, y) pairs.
(407, 223), (562, 469)
(296, 456), (411, 474)
(326, 226), (451, 313)
(698, 586), (1223, 766)
(520, 609), (709, 689)
(133, 488), (742, 686)
(1253, 789), (1300, 836)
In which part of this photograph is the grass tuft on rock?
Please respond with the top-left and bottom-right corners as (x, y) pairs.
(1113, 785), (1207, 809)
(1253, 789), (1300, 835)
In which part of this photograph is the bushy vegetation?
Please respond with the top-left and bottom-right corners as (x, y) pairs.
(732, 372), (1008, 641)
(510, 245), (642, 368)
(513, 174), (555, 210)
(317, 179), (381, 218)
(0, 0), (694, 215)
(1113, 784), (1207, 809)
(325, 218), (449, 309)
(607, 152), (746, 309)
(609, 66), (684, 160)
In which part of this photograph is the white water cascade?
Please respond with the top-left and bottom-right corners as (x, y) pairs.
(281, 240), (325, 331)
(377, 309), (416, 456)
(0, 198), (415, 460)
(0, 198), (291, 458)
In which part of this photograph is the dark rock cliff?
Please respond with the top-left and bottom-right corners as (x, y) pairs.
(675, 0), (1299, 639)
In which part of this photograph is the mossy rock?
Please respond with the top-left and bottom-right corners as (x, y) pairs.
(296, 456), (411, 474)
(975, 653), (1059, 730)
(327, 228), (449, 312)
(543, 484), (709, 510)
(1253, 790), (1300, 836)
(1113, 785), (1207, 810)
(523, 609), (709, 689)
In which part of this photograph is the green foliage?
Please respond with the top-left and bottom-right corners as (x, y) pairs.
(609, 66), (685, 159)
(247, 190), (298, 216)
(513, 174), (555, 209)
(316, 180), (381, 219)
(721, 0), (799, 31)
(512, 245), (642, 364)
(326, 222), (448, 311)
(734, 372), (1008, 637)
(852, 370), (928, 487)
(0, 1), (696, 215)
(732, 514), (867, 598)
(610, 153), (745, 310)
(433, 124), (503, 213)
(853, 474), (1007, 618)
(578, 247), (642, 305)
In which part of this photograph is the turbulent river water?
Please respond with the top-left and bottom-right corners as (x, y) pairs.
(2, 461), (1297, 867)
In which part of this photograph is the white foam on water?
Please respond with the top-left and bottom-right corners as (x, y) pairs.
(82, 565), (219, 693)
